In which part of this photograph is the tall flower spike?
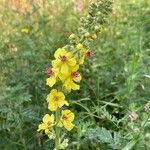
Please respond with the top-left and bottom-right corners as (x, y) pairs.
(47, 89), (69, 111)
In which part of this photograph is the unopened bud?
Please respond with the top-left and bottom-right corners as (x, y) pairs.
(69, 34), (76, 40)
(145, 101), (150, 113)
(84, 32), (90, 37)
(128, 112), (138, 121)
(86, 50), (93, 57)
(92, 34), (97, 39)
(46, 68), (53, 76)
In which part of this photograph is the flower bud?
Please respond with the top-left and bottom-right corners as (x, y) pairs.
(84, 32), (90, 37)
(128, 112), (138, 122)
(69, 34), (76, 40)
(92, 34), (97, 39)
(133, 127), (140, 134)
(145, 101), (150, 113)
(46, 68), (53, 76)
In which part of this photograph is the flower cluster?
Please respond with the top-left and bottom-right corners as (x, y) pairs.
(37, 44), (87, 149)
(37, 0), (112, 149)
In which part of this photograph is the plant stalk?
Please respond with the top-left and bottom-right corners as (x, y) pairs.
(55, 109), (60, 150)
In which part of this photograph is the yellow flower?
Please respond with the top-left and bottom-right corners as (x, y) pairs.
(46, 68), (59, 87)
(52, 48), (76, 74)
(47, 89), (69, 111)
(21, 28), (29, 33)
(37, 114), (54, 133)
(61, 109), (75, 131)
(59, 65), (81, 91)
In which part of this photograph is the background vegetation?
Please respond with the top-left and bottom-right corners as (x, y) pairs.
(0, 0), (150, 149)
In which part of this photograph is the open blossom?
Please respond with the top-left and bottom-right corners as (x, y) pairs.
(59, 65), (81, 91)
(61, 110), (75, 131)
(37, 114), (55, 133)
(47, 89), (69, 111)
(52, 48), (76, 74)
(46, 68), (59, 87)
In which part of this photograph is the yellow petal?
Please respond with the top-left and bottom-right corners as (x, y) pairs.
(66, 52), (73, 58)
(48, 103), (57, 111)
(37, 123), (47, 131)
(61, 63), (69, 74)
(50, 89), (58, 95)
(57, 92), (65, 101)
(68, 58), (76, 66)
(54, 48), (67, 58)
(52, 60), (61, 68)
(71, 82), (80, 90)
(43, 114), (52, 124)
(62, 109), (75, 122)
(46, 89), (57, 102)
(64, 100), (69, 106)
(63, 121), (74, 131)
(71, 65), (79, 71)
(46, 76), (56, 87)
(59, 73), (68, 81)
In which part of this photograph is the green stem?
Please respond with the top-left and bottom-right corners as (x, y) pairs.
(55, 109), (60, 150)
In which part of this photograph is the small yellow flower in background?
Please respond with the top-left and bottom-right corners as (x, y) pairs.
(21, 28), (29, 33)
(52, 48), (76, 74)
(46, 68), (59, 87)
(69, 34), (76, 40)
(47, 89), (69, 111)
(37, 114), (55, 133)
(59, 65), (81, 91)
(61, 109), (75, 131)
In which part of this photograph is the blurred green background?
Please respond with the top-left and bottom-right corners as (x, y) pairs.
(0, 0), (150, 149)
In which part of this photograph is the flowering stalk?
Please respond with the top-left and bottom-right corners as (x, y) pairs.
(37, 0), (113, 149)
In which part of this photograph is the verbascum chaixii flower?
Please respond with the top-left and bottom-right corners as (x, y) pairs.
(21, 28), (29, 33)
(52, 48), (76, 74)
(76, 43), (86, 51)
(37, 114), (55, 133)
(59, 65), (81, 91)
(46, 68), (59, 87)
(61, 109), (75, 131)
(47, 89), (69, 111)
